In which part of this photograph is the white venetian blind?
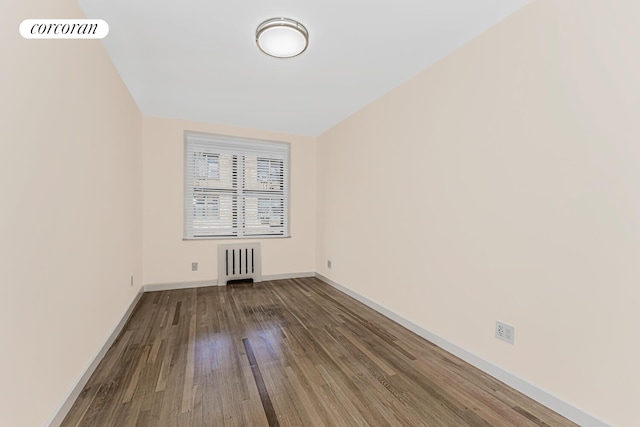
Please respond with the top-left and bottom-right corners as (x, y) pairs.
(184, 132), (290, 239)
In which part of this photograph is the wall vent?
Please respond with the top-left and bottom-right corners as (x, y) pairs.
(218, 243), (262, 286)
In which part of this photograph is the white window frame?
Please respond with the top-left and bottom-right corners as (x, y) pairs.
(184, 131), (290, 239)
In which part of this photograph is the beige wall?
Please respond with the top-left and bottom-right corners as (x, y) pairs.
(142, 117), (316, 285)
(0, 1), (143, 426)
(316, 1), (640, 425)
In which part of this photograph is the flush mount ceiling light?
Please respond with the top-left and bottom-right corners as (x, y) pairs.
(256, 17), (309, 58)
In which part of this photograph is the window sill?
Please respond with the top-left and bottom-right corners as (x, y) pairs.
(183, 235), (291, 241)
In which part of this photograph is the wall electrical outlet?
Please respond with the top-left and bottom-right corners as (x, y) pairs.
(192, 262), (198, 271)
(327, 260), (332, 268)
(496, 321), (515, 345)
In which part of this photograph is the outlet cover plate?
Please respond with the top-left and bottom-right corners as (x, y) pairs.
(496, 321), (515, 345)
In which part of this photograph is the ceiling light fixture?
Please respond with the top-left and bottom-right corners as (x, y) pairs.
(256, 18), (309, 58)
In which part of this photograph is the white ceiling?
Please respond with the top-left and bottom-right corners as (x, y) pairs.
(79, 0), (531, 136)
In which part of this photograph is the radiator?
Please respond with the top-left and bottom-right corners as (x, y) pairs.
(217, 243), (262, 285)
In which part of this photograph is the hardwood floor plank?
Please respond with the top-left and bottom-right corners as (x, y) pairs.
(122, 345), (150, 403)
(61, 278), (578, 427)
(336, 325), (397, 376)
(181, 314), (197, 413)
(243, 338), (280, 427)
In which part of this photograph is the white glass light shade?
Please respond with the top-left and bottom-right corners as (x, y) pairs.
(256, 18), (309, 58)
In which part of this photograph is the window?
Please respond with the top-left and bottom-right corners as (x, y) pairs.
(196, 153), (220, 180)
(184, 132), (290, 239)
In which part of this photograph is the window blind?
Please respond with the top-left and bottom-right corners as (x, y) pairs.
(184, 132), (290, 239)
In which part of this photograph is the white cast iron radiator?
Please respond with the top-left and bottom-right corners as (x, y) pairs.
(217, 243), (262, 285)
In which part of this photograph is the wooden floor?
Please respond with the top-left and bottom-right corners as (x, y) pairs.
(62, 277), (576, 427)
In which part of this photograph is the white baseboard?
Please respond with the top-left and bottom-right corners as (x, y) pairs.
(143, 279), (219, 292)
(315, 273), (609, 427)
(47, 289), (144, 427)
(143, 272), (315, 293)
(263, 271), (315, 281)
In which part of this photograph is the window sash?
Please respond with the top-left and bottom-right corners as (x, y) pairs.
(184, 132), (290, 239)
